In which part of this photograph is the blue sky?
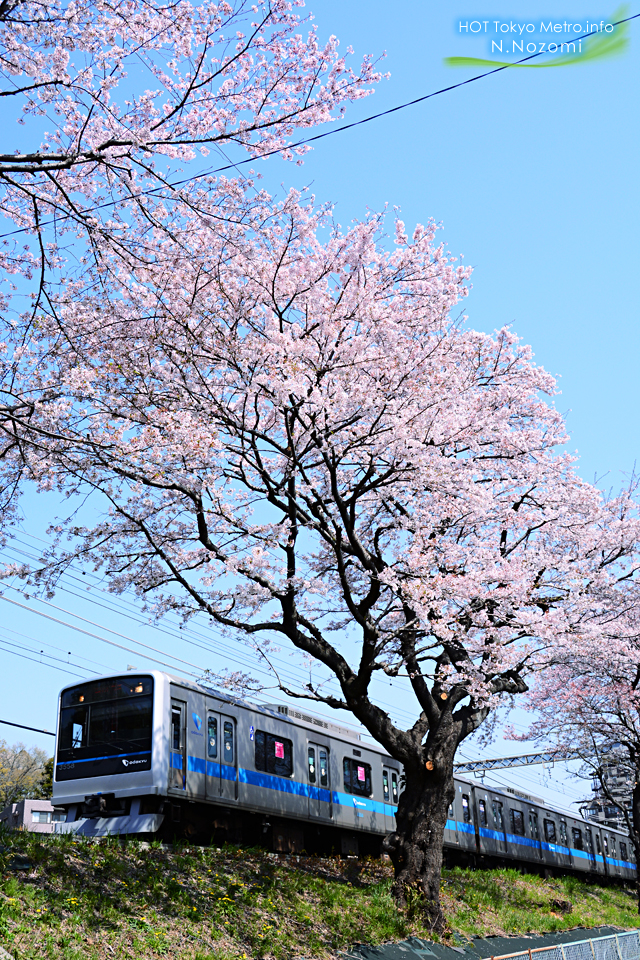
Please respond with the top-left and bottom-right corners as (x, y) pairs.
(0, 0), (638, 810)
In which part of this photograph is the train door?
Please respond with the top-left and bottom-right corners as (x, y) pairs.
(446, 797), (459, 846)
(491, 798), (507, 853)
(170, 699), (187, 791)
(477, 796), (496, 856)
(205, 711), (238, 802)
(307, 742), (331, 819)
(585, 828), (597, 871)
(596, 830), (608, 875)
(529, 810), (543, 859)
(382, 765), (394, 832)
(559, 819), (573, 867)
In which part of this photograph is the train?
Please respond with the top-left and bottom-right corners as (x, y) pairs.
(51, 670), (636, 881)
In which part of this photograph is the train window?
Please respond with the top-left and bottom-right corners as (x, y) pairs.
(610, 837), (616, 857)
(572, 828), (584, 850)
(72, 721), (84, 749)
(308, 747), (316, 784)
(343, 758), (372, 797)
(462, 795), (471, 823)
(510, 809), (525, 836)
(596, 833), (602, 855)
(544, 819), (556, 843)
(255, 731), (293, 777)
(223, 721), (234, 765)
(207, 717), (217, 759)
(391, 771), (399, 804)
(559, 821), (568, 846)
(319, 748), (328, 787)
(448, 803), (454, 818)
(478, 799), (487, 827)
(620, 842), (628, 860)
(492, 800), (504, 829)
(171, 706), (181, 750)
(603, 835), (609, 855)
(383, 770), (390, 802)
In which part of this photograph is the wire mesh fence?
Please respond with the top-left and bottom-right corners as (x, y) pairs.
(492, 932), (640, 960)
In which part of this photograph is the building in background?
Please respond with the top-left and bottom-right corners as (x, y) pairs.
(0, 798), (65, 833)
(580, 754), (632, 830)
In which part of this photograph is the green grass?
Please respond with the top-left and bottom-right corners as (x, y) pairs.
(442, 866), (640, 937)
(1, 831), (639, 959)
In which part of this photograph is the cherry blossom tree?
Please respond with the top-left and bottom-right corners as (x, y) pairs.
(0, 0), (380, 319)
(2, 191), (639, 927)
(522, 575), (640, 907)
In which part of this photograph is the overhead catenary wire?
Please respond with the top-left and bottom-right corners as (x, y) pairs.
(0, 593), (206, 676)
(1, 581), (207, 674)
(0, 621), (110, 670)
(0, 632), (100, 675)
(0, 12), (637, 243)
(0, 641), (88, 680)
(0, 718), (55, 737)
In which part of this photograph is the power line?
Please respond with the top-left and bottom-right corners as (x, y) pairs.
(1, 13), (636, 243)
(0, 632), (100, 675)
(0, 641), (88, 680)
(0, 622), (110, 670)
(0, 718), (55, 737)
(0, 593), (205, 676)
(1, 582), (207, 673)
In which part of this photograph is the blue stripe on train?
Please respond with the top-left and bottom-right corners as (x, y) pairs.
(170, 753), (634, 870)
(57, 750), (151, 768)
(448, 822), (634, 870)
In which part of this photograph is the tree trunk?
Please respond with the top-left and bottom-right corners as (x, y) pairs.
(384, 753), (456, 934)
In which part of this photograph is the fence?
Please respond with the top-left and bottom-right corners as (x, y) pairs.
(492, 932), (640, 960)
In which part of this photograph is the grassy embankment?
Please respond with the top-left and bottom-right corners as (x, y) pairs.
(1, 831), (639, 959)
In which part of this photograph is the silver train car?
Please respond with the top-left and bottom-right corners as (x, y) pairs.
(52, 670), (636, 881)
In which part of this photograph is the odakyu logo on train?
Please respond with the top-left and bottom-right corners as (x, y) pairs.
(192, 712), (203, 732)
(121, 758), (147, 767)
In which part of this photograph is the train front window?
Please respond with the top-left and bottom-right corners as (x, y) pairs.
(56, 676), (153, 782)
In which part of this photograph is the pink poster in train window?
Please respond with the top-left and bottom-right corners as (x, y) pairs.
(357, 765), (365, 782)
(275, 741), (285, 759)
